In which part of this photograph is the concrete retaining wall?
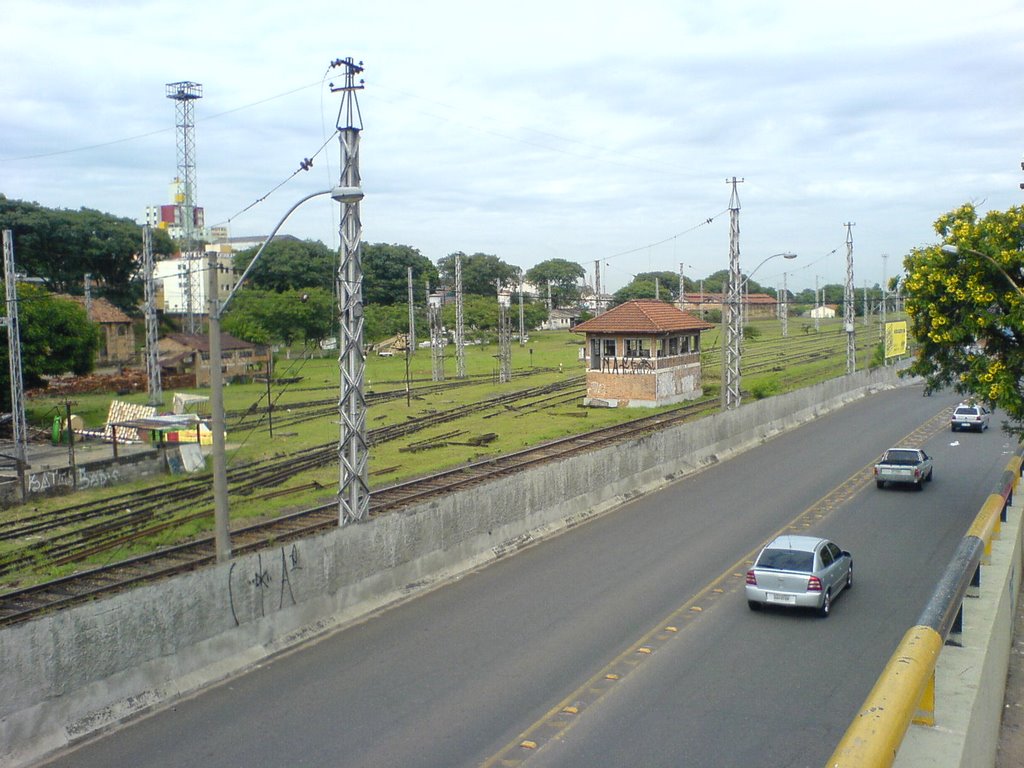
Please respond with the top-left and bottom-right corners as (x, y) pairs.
(0, 366), (907, 767)
(895, 501), (1022, 768)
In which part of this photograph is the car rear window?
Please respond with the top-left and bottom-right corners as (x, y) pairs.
(955, 407), (978, 416)
(884, 450), (920, 464)
(756, 548), (814, 572)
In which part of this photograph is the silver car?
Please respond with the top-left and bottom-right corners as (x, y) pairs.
(745, 535), (852, 618)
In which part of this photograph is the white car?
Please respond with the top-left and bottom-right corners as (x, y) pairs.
(951, 403), (991, 432)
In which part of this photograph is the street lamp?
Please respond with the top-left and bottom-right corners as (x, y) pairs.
(723, 252), (797, 410)
(208, 185), (362, 563)
(940, 244), (1023, 297)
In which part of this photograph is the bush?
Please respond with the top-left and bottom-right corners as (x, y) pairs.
(747, 376), (781, 400)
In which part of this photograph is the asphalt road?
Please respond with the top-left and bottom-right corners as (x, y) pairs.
(38, 384), (1015, 768)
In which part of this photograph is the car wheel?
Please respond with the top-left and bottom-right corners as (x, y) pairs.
(915, 479), (924, 491)
(818, 589), (831, 618)
(876, 480), (884, 489)
(748, 600), (762, 611)
(926, 468), (933, 482)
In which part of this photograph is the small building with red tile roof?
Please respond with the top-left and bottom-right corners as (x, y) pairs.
(679, 291), (779, 319)
(158, 332), (270, 387)
(572, 299), (714, 407)
(61, 295), (137, 367)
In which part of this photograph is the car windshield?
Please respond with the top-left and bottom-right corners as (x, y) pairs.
(884, 450), (920, 464)
(756, 548), (814, 572)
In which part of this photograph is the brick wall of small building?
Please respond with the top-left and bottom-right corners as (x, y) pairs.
(586, 361), (703, 406)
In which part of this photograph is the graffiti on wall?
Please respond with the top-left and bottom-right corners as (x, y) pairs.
(228, 544), (303, 626)
(27, 465), (122, 494)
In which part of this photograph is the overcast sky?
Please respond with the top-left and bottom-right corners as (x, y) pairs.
(2, 0), (1022, 294)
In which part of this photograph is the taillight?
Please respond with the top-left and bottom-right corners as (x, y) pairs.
(807, 576), (822, 592)
(746, 570), (757, 585)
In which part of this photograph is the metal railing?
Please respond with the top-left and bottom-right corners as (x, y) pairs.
(825, 444), (1023, 767)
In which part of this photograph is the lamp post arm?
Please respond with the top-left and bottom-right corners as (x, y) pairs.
(941, 244), (1023, 298)
(219, 188), (333, 316)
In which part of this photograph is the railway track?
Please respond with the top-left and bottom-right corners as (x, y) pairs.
(0, 377), (587, 584)
(0, 394), (715, 626)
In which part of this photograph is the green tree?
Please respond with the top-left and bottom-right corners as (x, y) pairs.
(0, 196), (171, 310)
(221, 288), (335, 348)
(610, 271), (682, 305)
(437, 252), (520, 296)
(233, 238), (335, 293)
(362, 243), (438, 306)
(903, 203), (1024, 427)
(525, 259), (585, 308)
(364, 304), (419, 343)
(0, 284), (100, 407)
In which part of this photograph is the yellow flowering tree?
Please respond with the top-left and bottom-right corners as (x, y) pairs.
(904, 203), (1024, 430)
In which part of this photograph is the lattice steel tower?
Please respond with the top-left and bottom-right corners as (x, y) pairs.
(429, 292), (445, 381)
(455, 254), (466, 378)
(331, 58), (369, 525)
(165, 81), (203, 334)
(844, 222), (856, 374)
(497, 284), (512, 383)
(723, 177), (743, 410)
(142, 226), (162, 405)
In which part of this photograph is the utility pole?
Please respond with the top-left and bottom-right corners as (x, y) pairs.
(83, 273), (93, 319)
(781, 272), (789, 337)
(331, 57), (369, 526)
(881, 253), (889, 345)
(406, 266), (416, 352)
(207, 248), (230, 560)
(142, 226), (162, 406)
(2, 231), (27, 500)
(844, 222), (856, 374)
(455, 254), (466, 378)
(814, 275), (821, 332)
(723, 176), (743, 410)
(518, 270), (525, 347)
(166, 81), (203, 334)
(429, 291), (444, 382)
(497, 283), (512, 383)
(594, 259), (602, 314)
(678, 262), (686, 308)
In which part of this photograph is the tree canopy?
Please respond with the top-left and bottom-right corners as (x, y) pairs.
(232, 238), (336, 293)
(0, 196), (176, 310)
(525, 258), (585, 308)
(903, 203), (1024, 429)
(362, 243), (438, 306)
(436, 252), (520, 296)
(221, 287), (335, 348)
(0, 284), (100, 407)
(610, 271), (680, 306)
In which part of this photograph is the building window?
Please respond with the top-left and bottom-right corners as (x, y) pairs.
(624, 338), (651, 358)
(668, 337), (679, 356)
(603, 338), (616, 358)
